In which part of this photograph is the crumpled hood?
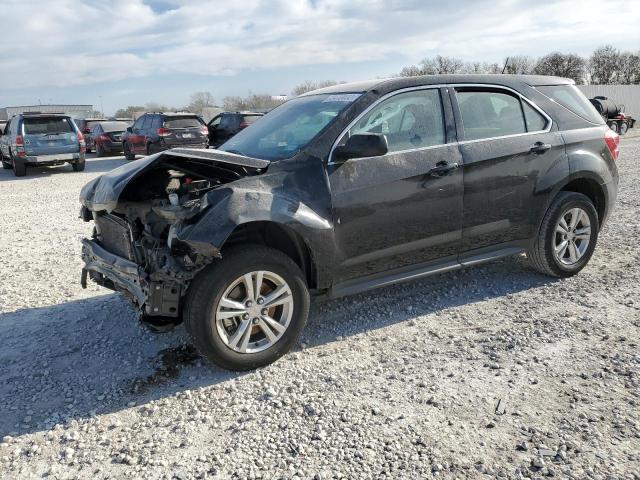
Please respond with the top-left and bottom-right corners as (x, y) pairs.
(79, 148), (270, 212)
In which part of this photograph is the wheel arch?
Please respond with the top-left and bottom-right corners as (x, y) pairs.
(559, 177), (606, 227)
(221, 221), (318, 289)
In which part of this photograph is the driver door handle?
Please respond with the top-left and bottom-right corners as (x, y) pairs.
(428, 161), (459, 177)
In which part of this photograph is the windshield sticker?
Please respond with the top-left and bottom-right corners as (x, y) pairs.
(323, 94), (361, 103)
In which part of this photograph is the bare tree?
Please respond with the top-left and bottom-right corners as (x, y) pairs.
(292, 80), (340, 96)
(114, 106), (144, 119)
(503, 56), (536, 74)
(223, 94), (285, 112)
(534, 53), (586, 84)
(187, 91), (215, 115)
(589, 45), (621, 84)
(617, 51), (640, 84)
(400, 55), (466, 77)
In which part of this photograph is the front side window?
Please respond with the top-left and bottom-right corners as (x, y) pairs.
(348, 89), (445, 153)
(457, 90), (527, 141)
(219, 93), (360, 161)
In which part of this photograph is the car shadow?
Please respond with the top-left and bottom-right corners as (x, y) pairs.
(0, 156), (128, 182)
(0, 255), (555, 437)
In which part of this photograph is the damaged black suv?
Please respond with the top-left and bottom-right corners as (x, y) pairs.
(79, 75), (619, 370)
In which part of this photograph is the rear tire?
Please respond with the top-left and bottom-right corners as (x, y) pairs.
(11, 152), (26, 177)
(123, 142), (135, 160)
(1, 151), (11, 169)
(527, 192), (599, 278)
(95, 143), (104, 157)
(72, 159), (86, 172)
(184, 246), (310, 371)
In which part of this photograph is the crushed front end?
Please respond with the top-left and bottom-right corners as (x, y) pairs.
(79, 149), (269, 319)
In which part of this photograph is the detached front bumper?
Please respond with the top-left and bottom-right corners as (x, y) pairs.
(81, 238), (146, 306)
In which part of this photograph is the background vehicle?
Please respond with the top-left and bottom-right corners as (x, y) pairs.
(208, 112), (263, 147)
(589, 96), (635, 135)
(121, 112), (208, 160)
(0, 112), (85, 176)
(88, 120), (130, 156)
(79, 75), (618, 370)
(75, 118), (107, 152)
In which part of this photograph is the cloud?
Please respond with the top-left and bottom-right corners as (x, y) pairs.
(1, 0), (639, 90)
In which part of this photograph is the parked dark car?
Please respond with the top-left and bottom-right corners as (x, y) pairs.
(1, 113), (85, 176)
(79, 75), (619, 370)
(89, 121), (130, 156)
(121, 112), (208, 160)
(75, 118), (107, 153)
(0, 121), (8, 136)
(208, 112), (263, 147)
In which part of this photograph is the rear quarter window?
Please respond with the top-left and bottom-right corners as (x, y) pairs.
(536, 85), (603, 124)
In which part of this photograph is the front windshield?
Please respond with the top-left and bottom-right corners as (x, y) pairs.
(219, 93), (361, 160)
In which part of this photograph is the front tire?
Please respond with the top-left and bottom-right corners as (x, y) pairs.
(123, 142), (135, 160)
(527, 192), (599, 277)
(72, 159), (86, 171)
(184, 246), (310, 371)
(95, 143), (105, 157)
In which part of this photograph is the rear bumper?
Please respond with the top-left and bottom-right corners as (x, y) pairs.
(160, 141), (208, 150)
(23, 152), (83, 165)
(98, 141), (123, 152)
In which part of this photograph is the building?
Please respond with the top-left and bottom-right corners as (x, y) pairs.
(0, 104), (93, 121)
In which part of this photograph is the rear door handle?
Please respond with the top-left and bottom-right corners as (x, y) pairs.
(530, 142), (552, 154)
(428, 161), (459, 177)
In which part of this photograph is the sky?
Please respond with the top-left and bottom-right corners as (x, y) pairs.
(1, 0), (639, 115)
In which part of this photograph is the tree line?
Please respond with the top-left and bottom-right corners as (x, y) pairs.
(113, 44), (638, 117)
(398, 45), (640, 85)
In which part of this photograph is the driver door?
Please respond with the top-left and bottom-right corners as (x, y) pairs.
(328, 87), (464, 282)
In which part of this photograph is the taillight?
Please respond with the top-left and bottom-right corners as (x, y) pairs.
(77, 131), (86, 153)
(15, 135), (26, 157)
(99, 134), (110, 142)
(239, 120), (249, 129)
(200, 125), (208, 136)
(604, 128), (620, 160)
(157, 127), (171, 137)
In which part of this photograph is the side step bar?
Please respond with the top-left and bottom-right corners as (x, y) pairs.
(329, 246), (525, 298)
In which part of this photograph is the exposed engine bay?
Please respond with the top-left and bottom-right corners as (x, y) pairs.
(80, 150), (268, 318)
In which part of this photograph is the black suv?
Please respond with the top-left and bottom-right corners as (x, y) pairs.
(121, 112), (208, 160)
(208, 112), (263, 147)
(79, 75), (619, 370)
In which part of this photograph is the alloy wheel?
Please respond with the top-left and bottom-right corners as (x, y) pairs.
(213, 270), (294, 354)
(553, 207), (592, 265)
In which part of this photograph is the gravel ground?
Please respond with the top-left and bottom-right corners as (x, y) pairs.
(0, 141), (638, 480)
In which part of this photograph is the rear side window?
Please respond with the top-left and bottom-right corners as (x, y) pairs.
(349, 89), (445, 153)
(536, 85), (603, 124)
(22, 117), (74, 135)
(457, 90), (528, 141)
(164, 116), (203, 129)
(242, 115), (262, 125)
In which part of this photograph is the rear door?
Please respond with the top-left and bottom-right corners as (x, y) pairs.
(329, 87), (464, 281)
(22, 116), (79, 156)
(129, 115), (148, 153)
(451, 86), (567, 254)
(162, 115), (207, 146)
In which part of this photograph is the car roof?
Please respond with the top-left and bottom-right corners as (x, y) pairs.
(301, 74), (575, 96)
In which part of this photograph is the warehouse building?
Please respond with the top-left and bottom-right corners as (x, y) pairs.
(0, 104), (93, 121)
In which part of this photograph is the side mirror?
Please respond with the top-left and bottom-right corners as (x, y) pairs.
(126, 127), (133, 133)
(333, 134), (388, 163)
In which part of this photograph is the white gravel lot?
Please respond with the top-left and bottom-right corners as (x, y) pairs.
(0, 140), (638, 480)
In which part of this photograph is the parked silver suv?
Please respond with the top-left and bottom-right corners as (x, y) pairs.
(0, 113), (86, 177)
